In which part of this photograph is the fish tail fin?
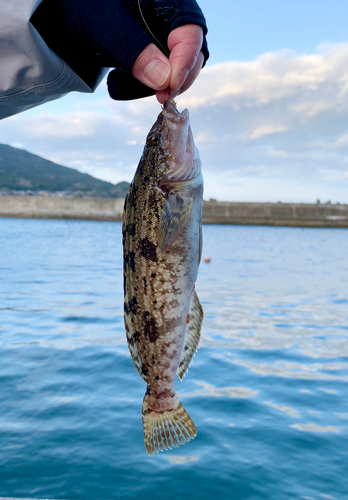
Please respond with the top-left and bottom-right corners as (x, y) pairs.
(142, 393), (197, 456)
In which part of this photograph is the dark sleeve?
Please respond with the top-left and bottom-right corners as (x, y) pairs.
(30, 0), (209, 100)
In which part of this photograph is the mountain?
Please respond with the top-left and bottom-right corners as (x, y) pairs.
(0, 143), (129, 198)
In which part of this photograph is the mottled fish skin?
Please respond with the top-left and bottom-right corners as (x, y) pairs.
(123, 100), (204, 456)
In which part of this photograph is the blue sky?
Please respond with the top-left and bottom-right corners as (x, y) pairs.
(203, 0), (348, 62)
(1, 0), (348, 203)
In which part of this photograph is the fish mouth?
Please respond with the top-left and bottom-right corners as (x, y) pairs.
(160, 100), (201, 184)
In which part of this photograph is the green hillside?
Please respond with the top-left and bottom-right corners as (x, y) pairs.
(0, 143), (129, 197)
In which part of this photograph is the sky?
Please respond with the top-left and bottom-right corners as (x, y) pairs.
(1, 0), (348, 203)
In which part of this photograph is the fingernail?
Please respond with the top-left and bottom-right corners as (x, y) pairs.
(144, 59), (171, 88)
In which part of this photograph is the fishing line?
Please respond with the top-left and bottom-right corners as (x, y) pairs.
(204, 0), (228, 14)
(137, 0), (170, 58)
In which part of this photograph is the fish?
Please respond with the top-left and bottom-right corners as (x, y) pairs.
(122, 99), (204, 456)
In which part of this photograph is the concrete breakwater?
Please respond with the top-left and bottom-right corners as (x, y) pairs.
(202, 200), (348, 227)
(0, 195), (348, 227)
(0, 196), (124, 221)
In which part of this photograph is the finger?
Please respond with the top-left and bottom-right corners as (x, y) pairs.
(167, 25), (203, 92)
(156, 50), (203, 104)
(175, 50), (204, 96)
(156, 88), (175, 104)
(156, 45), (204, 104)
(131, 43), (171, 90)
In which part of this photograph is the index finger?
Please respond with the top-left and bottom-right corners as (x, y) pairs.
(167, 24), (204, 92)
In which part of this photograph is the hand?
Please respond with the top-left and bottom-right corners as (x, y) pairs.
(31, 0), (208, 102)
(131, 24), (205, 104)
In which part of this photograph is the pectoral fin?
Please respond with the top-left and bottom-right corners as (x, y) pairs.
(177, 288), (204, 381)
(158, 195), (192, 252)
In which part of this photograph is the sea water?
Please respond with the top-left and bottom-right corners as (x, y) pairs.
(0, 218), (347, 500)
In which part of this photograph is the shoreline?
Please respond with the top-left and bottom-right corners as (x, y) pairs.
(0, 196), (348, 228)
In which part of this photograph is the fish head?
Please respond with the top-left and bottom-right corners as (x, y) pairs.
(144, 100), (201, 187)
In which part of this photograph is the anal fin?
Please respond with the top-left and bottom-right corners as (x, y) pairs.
(177, 288), (204, 381)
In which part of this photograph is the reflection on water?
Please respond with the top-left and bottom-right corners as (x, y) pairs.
(180, 381), (258, 399)
(0, 219), (347, 500)
(201, 289), (348, 358)
(263, 401), (300, 418)
(166, 455), (199, 465)
(290, 423), (340, 433)
(231, 358), (348, 381)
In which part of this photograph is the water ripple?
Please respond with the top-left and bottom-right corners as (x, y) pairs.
(0, 220), (348, 500)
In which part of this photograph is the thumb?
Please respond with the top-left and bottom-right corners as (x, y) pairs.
(131, 43), (171, 90)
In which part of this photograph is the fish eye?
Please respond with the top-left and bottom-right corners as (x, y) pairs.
(148, 134), (159, 146)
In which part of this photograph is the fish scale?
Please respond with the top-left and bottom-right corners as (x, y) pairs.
(123, 100), (204, 455)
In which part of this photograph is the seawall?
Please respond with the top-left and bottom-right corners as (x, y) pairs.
(0, 196), (124, 221)
(202, 200), (348, 227)
(0, 196), (348, 227)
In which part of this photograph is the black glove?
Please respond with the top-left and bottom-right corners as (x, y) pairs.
(31, 0), (209, 100)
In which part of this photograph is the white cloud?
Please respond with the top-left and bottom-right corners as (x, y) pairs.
(2, 42), (348, 201)
(319, 168), (348, 181)
(181, 44), (348, 108)
(250, 125), (289, 139)
(334, 133), (348, 147)
(290, 99), (332, 118)
(27, 112), (105, 138)
(268, 148), (288, 157)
